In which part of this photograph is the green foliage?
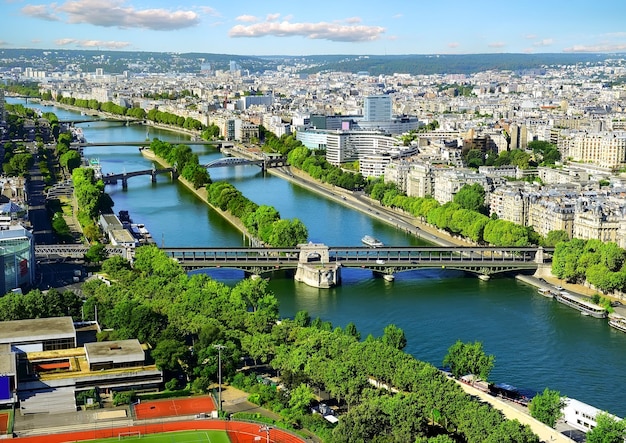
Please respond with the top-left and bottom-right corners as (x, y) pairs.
(528, 388), (565, 428)
(382, 324), (407, 350)
(443, 340), (495, 380)
(150, 139), (211, 188)
(51, 212), (72, 242)
(542, 230), (570, 247)
(453, 183), (487, 214)
(207, 182), (307, 247)
(585, 412), (626, 443)
(552, 239), (626, 293)
(528, 140), (561, 166)
(84, 243), (107, 263)
(0, 288), (82, 321)
(59, 149), (82, 172)
(112, 391), (135, 406)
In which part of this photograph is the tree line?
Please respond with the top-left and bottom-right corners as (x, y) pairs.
(76, 247), (540, 443)
(552, 239), (626, 296)
(207, 182), (308, 247)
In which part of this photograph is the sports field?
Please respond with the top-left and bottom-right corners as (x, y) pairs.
(90, 430), (230, 443)
(134, 396), (215, 420)
(0, 412), (8, 434)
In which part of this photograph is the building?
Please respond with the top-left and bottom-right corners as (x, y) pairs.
(561, 398), (622, 433)
(0, 226), (35, 295)
(0, 317), (162, 414)
(363, 95), (392, 122)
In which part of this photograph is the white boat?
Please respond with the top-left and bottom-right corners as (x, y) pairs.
(537, 288), (554, 298)
(362, 235), (384, 248)
(608, 317), (626, 333)
(383, 274), (395, 282)
(555, 291), (607, 318)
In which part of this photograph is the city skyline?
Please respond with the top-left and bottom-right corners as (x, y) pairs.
(2, 0), (626, 56)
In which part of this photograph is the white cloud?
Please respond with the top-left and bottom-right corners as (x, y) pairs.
(564, 43), (626, 53)
(199, 7), (220, 17)
(266, 13), (281, 22)
(344, 17), (362, 24)
(448, 42), (459, 48)
(26, 0), (200, 31)
(488, 42), (506, 48)
(533, 38), (554, 47)
(21, 4), (60, 21)
(392, 13), (403, 19)
(235, 14), (259, 23)
(54, 37), (130, 49)
(55, 38), (78, 46)
(524, 34), (537, 40)
(229, 19), (385, 43)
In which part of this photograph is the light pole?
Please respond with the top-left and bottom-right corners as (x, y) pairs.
(213, 344), (225, 414)
(259, 425), (270, 443)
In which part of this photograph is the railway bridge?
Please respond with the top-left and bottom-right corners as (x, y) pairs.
(34, 244), (551, 285)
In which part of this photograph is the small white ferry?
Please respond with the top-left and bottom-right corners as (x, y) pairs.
(362, 235), (384, 248)
(537, 288), (554, 298)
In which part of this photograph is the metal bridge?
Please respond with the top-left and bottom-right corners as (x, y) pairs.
(161, 245), (550, 278)
(202, 156), (287, 171)
(101, 165), (177, 189)
(71, 140), (225, 148)
(34, 244), (551, 278)
(35, 244), (130, 260)
(100, 156), (287, 188)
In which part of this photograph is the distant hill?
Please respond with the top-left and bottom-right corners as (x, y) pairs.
(0, 48), (621, 76)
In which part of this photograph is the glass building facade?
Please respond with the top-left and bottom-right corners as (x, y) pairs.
(0, 227), (34, 294)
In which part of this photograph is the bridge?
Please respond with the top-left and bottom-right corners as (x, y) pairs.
(61, 117), (139, 125)
(72, 140), (225, 148)
(100, 155), (287, 189)
(160, 245), (550, 278)
(101, 165), (177, 189)
(35, 244), (130, 260)
(203, 156), (287, 172)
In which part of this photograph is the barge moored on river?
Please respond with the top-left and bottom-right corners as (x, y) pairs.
(555, 291), (607, 318)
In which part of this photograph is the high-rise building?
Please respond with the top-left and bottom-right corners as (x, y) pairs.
(363, 95), (392, 122)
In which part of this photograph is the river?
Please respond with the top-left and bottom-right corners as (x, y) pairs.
(16, 99), (626, 418)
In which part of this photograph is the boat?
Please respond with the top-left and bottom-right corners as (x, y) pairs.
(555, 291), (607, 318)
(537, 288), (554, 298)
(608, 316), (626, 333)
(362, 235), (384, 248)
(383, 274), (395, 282)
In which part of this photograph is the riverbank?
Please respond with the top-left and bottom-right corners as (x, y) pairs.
(140, 148), (263, 247)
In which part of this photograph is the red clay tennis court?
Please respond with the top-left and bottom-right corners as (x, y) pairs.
(0, 412), (8, 434)
(133, 396), (215, 420)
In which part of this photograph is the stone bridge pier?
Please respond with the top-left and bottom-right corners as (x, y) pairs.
(294, 243), (341, 288)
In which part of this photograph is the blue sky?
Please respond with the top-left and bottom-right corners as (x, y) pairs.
(2, 0), (626, 55)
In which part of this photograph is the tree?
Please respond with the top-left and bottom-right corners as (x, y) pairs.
(84, 243), (107, 263)
(586, 412), (626, 443)
(443, 340), (495, 380)
(151, 339), (189, 373)
(382, 324), (407, 350)
(60, 150), (82, 172)
(529, 388), (565, 428)
(454, 183), (487, 214)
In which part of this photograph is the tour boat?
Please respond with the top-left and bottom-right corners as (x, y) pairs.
(555, 291), (607, 318)
(609, 317), (626, 333)
(537, 288), (554, 298)
(362, 235), (384, 248)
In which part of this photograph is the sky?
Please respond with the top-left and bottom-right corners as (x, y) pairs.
(1, 0), (626, 56)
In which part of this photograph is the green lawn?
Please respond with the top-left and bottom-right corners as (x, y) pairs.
(89, 430), (231, 443)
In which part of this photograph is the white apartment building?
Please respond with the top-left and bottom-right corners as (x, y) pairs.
(433, 169), (490, 204)
(563, 131), (626, 170)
